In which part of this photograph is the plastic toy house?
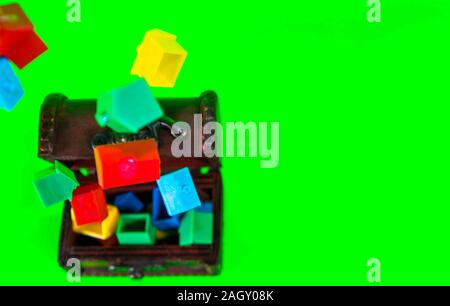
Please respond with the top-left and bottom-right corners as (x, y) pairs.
(0, 57), (24, 111)
(94, 138), (161, 190)
(0, 3), (47, 69)
(131, 29), (187, 88)
(72, 205), (119, 240)
(33, 161), (79, 208)
(95, 79), (164, 133)
(38, 91), (222, 277)
(157, 167), (202, 216)
(179, 209), (214, 246)
(117, 214), (156, 246)
(114, 192), (144, 213)
(151, 187), (181, 231)
(71, 183), (109, 226)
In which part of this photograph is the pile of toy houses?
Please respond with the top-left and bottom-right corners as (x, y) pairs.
(0, 2), (213, 247)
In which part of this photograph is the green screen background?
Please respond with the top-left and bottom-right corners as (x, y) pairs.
(0, 0), (449, 285)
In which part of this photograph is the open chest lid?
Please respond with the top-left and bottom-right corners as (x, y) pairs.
(38, 91), (220, 175)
